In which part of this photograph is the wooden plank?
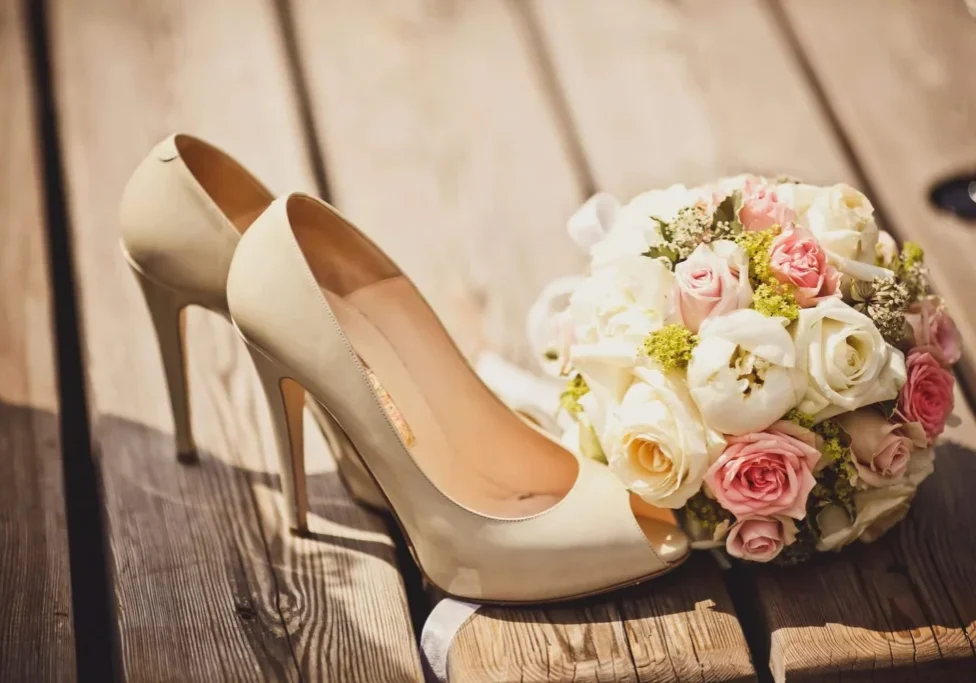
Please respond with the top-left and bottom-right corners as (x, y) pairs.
(450, 555), (754, 683)
(47, 0), (423, 680)
(765, 1), (976, 679)
(774, 0), (976, 376)
(290, 1), (755, 681)
(0, 1), (76, 679)
(289, 0), (586, 365)
(534, 0), (976, 680)
(530, 0), (854, 195)
(757, 388), (976, 683)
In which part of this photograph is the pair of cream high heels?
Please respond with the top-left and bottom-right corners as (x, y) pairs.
(120, 134), (689, 604)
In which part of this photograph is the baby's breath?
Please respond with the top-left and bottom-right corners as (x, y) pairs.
(668, 204), (713, 260)
(851, 276), (910, 344)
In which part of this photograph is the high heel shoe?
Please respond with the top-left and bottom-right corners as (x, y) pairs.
(119, 134), (385, 507)
(226, 192), (690, 603)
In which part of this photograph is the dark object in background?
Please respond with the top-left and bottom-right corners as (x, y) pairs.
(930, 173), (976, 221)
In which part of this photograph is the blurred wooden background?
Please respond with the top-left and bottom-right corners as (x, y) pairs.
(2, 0), (976, 681)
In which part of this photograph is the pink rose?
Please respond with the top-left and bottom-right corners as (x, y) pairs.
(705, 421), (821, 519)
(739, 182), (796, 232)
(906, 296), (962, 366)
(768, 225), (840, 307)
(898, 349), (954, 444)
(726, 515), (796, 563)
(835, 408), (927, 488)
(673, 241), (751, 333)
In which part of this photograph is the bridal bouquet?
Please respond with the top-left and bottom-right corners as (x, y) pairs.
(531, 176), (961, 564)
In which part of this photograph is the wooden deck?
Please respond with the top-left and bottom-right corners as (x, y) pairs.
(2, 0), (975, 681)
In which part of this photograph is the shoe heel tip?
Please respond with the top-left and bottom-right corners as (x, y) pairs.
(177, 449), (199, 465)
(290, 524), (310, 538)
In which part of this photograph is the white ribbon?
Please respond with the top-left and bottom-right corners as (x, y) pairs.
(420, 599), (480, 683)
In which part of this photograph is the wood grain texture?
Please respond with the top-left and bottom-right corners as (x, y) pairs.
(529, 0), (854, 195)
(534, 0), (976, 680)
(47, 0), (422, 680)
(444, 555), (753, 683)
(290, 1), (755, 681)
(764, 1), (976, 678)
(775, 0), (976, 376)
(756, 388), (976, 682)
(0, 0), (76, 679)
(289, 0), (585, 366)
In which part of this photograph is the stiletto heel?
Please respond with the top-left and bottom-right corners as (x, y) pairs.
(130, 263), (197, 463)
(307, 401), (388, 511)
(247, 344), (309, 534)
(119, 134), (386, 509)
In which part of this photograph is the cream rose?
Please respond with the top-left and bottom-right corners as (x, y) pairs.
(687, 309), (805, 435)
(774, 182), (823, 215)
(816, 482), (921, 551)
(800, 184), (892, 281)
(815, 447), (933, 551)
(793, 299), (906, 421)
(604, 366), (725, 508)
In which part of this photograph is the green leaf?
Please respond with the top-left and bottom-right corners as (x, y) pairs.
(712, 190), (743, 236)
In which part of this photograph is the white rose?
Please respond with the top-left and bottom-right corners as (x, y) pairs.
(589, 198), (669, 267)
(526, 277), (583, 377)
(800, 184), (892, 281)
(793, 299), (906, 421)
(589, 219), (661, 266)
(775, 182), (823, 215)
(567, 256), (675, 402)
(687, 309), (805, 435)
(604, 366), (725, 508)
(626, 184), (698, 223)
(568, 256), (675, 341)
(815, 483), (917, 551)
(715, 174), (764, 195)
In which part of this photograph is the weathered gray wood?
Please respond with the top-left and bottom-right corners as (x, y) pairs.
(0, 0), (76, 679)
(290, 1), (755, 681)
(47, 0), (422, 680)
